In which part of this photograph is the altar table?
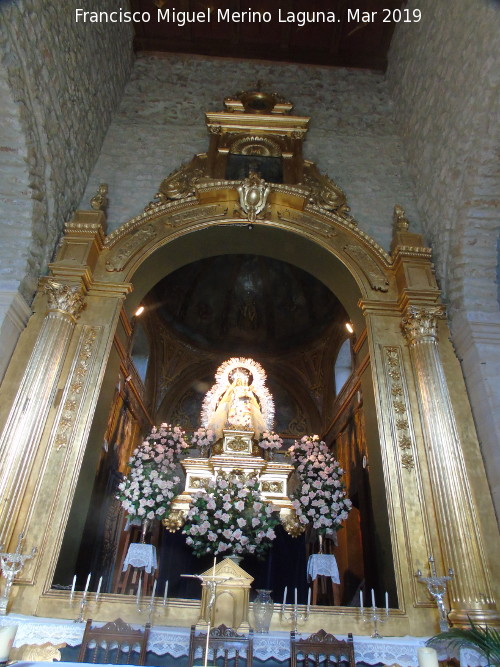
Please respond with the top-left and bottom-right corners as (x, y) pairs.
(0, 614), (486, 667)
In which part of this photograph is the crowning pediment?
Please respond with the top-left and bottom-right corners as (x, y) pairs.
(201, 557), (254, 582)
(143, 91), (351, 221)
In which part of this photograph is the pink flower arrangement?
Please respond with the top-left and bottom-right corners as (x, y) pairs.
(183, 472), (280, 558)
(117, 423), (189, 521)
(257, 431), (283, 451)
(190, 426), (216, 457)
(288, 435), (352, 535)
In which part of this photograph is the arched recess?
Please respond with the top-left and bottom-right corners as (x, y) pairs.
(1, 177), (498, 633)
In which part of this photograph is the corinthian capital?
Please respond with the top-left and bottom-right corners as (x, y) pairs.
(44, 280), (86, 320)
(401, 305), (446, 344)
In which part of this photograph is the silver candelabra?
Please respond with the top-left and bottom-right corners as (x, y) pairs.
(415, 555), (454, 631)
(70, 575), (102, 623)
(280, 603), (310, 633)
(361, 604), (388, 638)
(0, 532), (37, 615)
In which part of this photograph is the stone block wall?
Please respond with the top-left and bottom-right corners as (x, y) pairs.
(0, 0), (133, 379)
(388, 0), (500, 518)
(81, 53), (421, 251)
(0, 0), (134, 302)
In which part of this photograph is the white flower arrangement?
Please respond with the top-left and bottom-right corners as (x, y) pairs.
(190, 426), (216, 457)
(288, 434), (352, 535)
(257, 431), (283, 451)
(183, 472), (280, 559)
(117, 423), (189, 521)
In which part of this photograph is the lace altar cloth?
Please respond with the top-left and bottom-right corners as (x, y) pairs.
(122, 543), (158, 574)
(307, 554), (340, 585)
(0, 615), (486, 666)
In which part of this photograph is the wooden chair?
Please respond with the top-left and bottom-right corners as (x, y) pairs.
(187, 624), (254, 667)
(78, 617), (151, 665)
(290, 629), (356, 667)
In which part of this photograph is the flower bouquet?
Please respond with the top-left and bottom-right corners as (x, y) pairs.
(190, 426), (216, 458)
(183, 472), (280, 559)
(257, 431), (283, 460)
(117, 423), (189, 522)
(288, 435), (352, 534)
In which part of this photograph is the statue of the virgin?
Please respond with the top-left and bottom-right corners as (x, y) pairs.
(201, 358), (274, 441)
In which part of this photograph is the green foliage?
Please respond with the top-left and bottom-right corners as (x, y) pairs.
(428, 619), (500, 667)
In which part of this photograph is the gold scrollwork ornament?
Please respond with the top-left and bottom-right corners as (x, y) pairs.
(162, 509), (186, 532)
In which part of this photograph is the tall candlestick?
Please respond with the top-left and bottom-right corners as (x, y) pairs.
(70, 575), (76, 601)
(84, 573), (91, 595)
(150, 579), (157, 606)
(360, 590), (363, 611)
(96, 576), (102, 599)
(371, 588), (376, 609)
(137, 574), (142, 604)
(307, 587), (311, 613)
(385, 591), (389, 615)
(163, 580), (169, 606)
(282, 586), (288, 610)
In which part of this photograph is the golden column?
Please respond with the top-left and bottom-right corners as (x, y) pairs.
(0, 280), (85, 545)
(401, 304), (497, 625)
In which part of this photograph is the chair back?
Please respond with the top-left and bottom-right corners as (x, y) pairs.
(290, 629), (355, 667)
(188, 624), (254, 667)
(78, 617), (150, 665)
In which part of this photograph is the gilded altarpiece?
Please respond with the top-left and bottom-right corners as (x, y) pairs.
(0, 93), (497, 635)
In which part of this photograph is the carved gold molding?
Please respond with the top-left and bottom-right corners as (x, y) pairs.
(52, 326), (101, 450)
(384, 347), (415, 471)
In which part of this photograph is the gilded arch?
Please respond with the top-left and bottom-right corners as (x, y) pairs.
(0, 95), (498, 634)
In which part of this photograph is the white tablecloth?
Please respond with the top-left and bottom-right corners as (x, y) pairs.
(122, 543), (157, 574)
(0, 614), (486, 666)
(307, 554), (340, 585)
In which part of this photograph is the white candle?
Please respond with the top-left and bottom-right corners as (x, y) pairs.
(84, 573), (91, 595)
(360, 590), (363, 611)
(385, 591), (389, 615)
(371, 588), (376, 609)
(282, 586), (288, 609)
(0, 626), (18, 662)
(96, 576), (102, 599)
(212, 556), (216, 578)
(70, 575), (76, 601)
(137, 574), (142, 603)
(294, 587), (298, 607)
(163, 580), (169, 606)
(150, 579), (157, 606)
(307, 587), (311, 613)
(417, 647), (439, 667)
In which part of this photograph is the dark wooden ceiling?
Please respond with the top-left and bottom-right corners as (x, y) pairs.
(131, 0), (404, 70)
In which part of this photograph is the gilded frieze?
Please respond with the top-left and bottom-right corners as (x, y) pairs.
(277, 208), (337, 238)
(105, 225), (156, 272)
(343, 245), (390, 292)
(52, 326), (102, 450)
(384, 347), (415, 470)
(169, 204), (227, 227)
